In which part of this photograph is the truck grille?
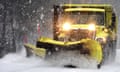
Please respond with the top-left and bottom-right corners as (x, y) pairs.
(69, 29), (94, 41)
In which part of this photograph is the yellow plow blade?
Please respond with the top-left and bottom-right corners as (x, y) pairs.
(83, 39), (103, 63)
(24, 37), (103, 64)
(24, 43), (46, 57)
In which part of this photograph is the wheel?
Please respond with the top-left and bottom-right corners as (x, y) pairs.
(97, 63), (102, 69)
(102, 38), (116, 64)
(109, 40), (116, 61)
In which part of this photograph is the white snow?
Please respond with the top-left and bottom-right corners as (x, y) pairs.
(0, 49), (120, 72)
(45, 50), (98, 68)
(41, 7), (44, 10)
(40, 13), (44, 20)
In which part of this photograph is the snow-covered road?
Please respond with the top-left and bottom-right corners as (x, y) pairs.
(0, 49), (120, 72)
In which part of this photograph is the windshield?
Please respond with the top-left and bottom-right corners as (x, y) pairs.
(58, 11), (104, 25)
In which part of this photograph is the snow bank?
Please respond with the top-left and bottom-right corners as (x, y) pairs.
(0, 49), (120, 72)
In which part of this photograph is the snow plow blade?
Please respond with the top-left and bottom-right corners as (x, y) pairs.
(24, 43), (46, 57)
(37, 37), (102, 64)
(24, 37), (102, 65)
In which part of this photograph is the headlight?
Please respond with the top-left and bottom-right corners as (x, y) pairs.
(62, 22), (71, 31)
(88, 24), (95, 31)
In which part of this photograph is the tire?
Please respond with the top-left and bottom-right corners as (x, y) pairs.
(97, 63), (102, 69)
(110, 40), (116, 61)
(102, 38), (116, 64)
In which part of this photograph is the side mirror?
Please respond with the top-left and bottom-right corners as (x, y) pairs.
(110, 12), (116, 30)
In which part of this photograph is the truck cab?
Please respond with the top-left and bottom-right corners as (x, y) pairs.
(53, 4), (117, 43)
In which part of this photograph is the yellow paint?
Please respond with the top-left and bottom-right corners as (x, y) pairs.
(65, 8), (105, 12)
(63, 4), (111, 7)
(24, 43), (46, 57)
(37, 37), (102, 63)
(83, 39), (102, 63)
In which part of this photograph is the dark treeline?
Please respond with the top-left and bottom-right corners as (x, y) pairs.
(0, 0), (43, 57)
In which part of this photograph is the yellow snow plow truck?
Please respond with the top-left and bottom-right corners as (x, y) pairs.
(24, 4), (117, 69)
